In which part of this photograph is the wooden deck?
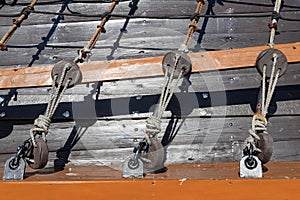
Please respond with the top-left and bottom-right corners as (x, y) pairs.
(0, 161), (300, 200)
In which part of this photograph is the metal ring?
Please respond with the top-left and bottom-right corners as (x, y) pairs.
(128, 158), (140, 170)
(244, 157), (258, 170)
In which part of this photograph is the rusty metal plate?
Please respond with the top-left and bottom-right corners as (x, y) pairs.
(256, 48), (288, 78)
(51, 60), (82, 88)
(162, 51), (192, 78)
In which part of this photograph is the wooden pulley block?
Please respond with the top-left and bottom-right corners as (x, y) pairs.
(51, 60), (82, 88)
(256, 48), (288, 78)
(142, 136), (167, 174)
(256, 132), (273, 164)
(27, 138), (49, 169)
(162, 51), (192, 78)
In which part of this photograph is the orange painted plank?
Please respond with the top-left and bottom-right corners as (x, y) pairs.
(0, 162), (299, 200)
(0, 179), (299, 200)
(0, 42), (300, 89)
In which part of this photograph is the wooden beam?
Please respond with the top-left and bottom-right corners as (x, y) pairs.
(1, 42), (299, 89)
(0, 162), (300, 200)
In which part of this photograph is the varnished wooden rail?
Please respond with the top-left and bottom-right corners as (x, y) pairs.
(0, 42), (299, 89)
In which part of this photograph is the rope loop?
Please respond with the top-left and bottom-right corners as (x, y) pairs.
(34, 115), (51, 132)
(30, 114), (51, 146)
(75, 47), (92, 63)
(243, 114), (267, 153)
(145, 116), (161, 137)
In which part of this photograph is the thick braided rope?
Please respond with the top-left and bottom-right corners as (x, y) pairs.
(244, 0), (282, 153)
(244, 53), (280, 153)
(30, 65), (71, 147)
(144, 55), (183, 145)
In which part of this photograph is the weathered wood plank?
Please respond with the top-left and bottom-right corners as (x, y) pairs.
(0, 42), (299, 89)
(0, 83), (298, 121)
(1, 0), (299, 26)
(0, 116), (299, 166)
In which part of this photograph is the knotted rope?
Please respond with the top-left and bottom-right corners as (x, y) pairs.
(30, 65), (71, 147)
(244, 53), (280, 153)
(243, 0), (283, 155)
(144, 55), (183, 145)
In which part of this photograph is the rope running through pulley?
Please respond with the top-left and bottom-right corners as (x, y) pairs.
(122, 0), (205, 178)
(240, 0), (288, 178)
(3, 0), (121, 181)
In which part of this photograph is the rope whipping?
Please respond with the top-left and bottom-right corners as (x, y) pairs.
(74, 0), (120, 63)
(243, 0), (284, 155)
(143, 0), (205, 146)
(0, 0), (39, 51)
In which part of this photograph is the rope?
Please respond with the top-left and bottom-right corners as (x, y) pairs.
(73, 0), (119, 63)
(144, 54), (183, 145)
(30, 65), (71, 147)
(142, 0), (203, 147)
(180, 0), (205, 52)
(3, 10), (300, 19)
(0, 0), (38, 51)
(244, 0), (283, 154)
(268, 0), (282, 48)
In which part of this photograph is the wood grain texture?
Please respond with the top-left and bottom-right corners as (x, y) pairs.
(0, 41), (299, 89)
